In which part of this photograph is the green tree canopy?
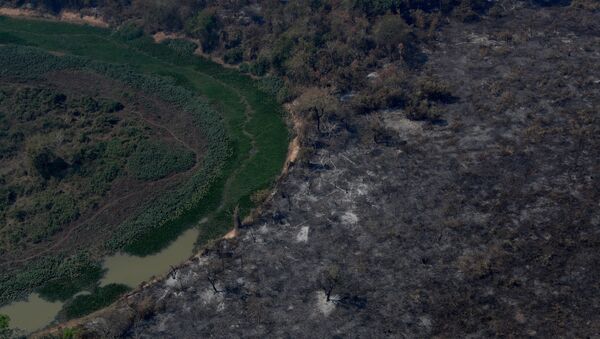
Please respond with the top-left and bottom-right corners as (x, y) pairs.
(185, 9), (220, 52)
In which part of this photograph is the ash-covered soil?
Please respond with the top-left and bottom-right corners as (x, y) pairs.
(55, 4), (600, 338)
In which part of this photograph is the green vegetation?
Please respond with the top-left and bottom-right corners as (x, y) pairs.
(162, 38), (198, 56)
(0, 0), (499, 97)
(0, 78), (195, 250)
(0, 15), (288, 320)
(0, 253), (99, 307)
(61, 284), (131, 319)
(37, 264), (103, 302)
(0, 314), (11, 338)
(60, 327), (79, 339)
(185, 9), (220, 52)
(127, 140), (196, 181)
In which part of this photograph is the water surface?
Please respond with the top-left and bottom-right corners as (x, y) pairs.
(0, 294), (63, 333)
(0, 227), (199, 333)
(100, 228), (199, 287)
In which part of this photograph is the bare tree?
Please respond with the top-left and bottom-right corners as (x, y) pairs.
(206, 261), (222, 294)
(320, 265), (341, 302)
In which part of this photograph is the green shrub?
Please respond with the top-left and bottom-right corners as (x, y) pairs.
(127, 140), (196, 181)
(46, 193), (80, 230)
(0, 314), (11, 338)
(163, 39), (198, 56)
(223, 48), (243, 65)
(29, 147), (70, 179)
(256, 76), (291, 103)
(90, 162), (121, 194)
(239, 62), (251, 73)
(116, 23), (144, 41)
(185, 9), (220, 52)
(0, 252), (99, 304)
(250, 57), (270, 76)
(61, 327), (79, 339)
(62, 283), (131, 319)
(37, 264), (103, 302)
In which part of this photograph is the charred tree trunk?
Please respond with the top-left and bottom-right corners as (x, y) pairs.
(207, 275), (220, 294)
(233, 205), (241, 230)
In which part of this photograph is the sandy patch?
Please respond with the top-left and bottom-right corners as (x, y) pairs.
(0, 7), (38, 17)
(382, 110), (423, 136)
(153, 31), (185, 44)
(0, 7), (108, 28)
(59, 10), (108, 28)
(223, 228), (238, 240)
(315, 291), (336, 316)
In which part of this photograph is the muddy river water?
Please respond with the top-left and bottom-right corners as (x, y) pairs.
(0, 228), (200, 333)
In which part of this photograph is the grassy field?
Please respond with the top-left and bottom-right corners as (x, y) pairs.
(0, 15), (288, 308)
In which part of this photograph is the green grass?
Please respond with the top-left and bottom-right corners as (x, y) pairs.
(0, 15), (288, 308)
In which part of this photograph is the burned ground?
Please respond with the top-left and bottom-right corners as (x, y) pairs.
(48, 4), (600, 339)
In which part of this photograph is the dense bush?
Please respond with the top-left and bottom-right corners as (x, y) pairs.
(185, 9), (220, 52)
(223, 47), (243, 64)
(0, 314), (11, 338)
(127, 140), (196, 181)
(249, 56), (270, 77)
(35, 192), (80, 240)
(0, 82), (145, 250)
(62, 283), (131, 319)
(163, 38), (198, 56)
(37, 264), (103, 302)
(255, 76), (292, 103)
(115, 22), (144, 41)
(0, 252), (99, 304)
(29, 147), (70, 179)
